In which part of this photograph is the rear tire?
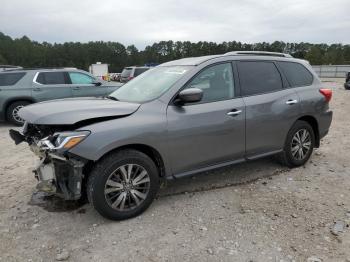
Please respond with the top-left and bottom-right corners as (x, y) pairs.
(7, 101), (30, 126)
(87, 149), (160, 220)
(278, 120), (315, 167)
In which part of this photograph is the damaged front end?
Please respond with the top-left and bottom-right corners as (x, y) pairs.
(10, 123), (90, 200)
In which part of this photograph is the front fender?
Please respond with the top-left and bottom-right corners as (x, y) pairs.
(69, 101), (171, 175)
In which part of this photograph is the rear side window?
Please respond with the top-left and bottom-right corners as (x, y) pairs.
(134, 68), (149, 76)
(237, 61), (283, 96)
(0, 72), (26, 86)
(36, 72), (66, 85)
(278, 62), (313, 87)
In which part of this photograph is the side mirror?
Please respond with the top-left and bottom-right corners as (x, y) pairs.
(92, 80), (102, 86)
(175, 88), (203, 105)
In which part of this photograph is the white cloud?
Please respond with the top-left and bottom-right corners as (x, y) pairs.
(0, 0), (349, 48)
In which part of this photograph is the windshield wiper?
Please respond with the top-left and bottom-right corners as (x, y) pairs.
(106, 95), (119, 101)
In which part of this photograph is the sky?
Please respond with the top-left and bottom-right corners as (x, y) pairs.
(1, 0), (349, 49)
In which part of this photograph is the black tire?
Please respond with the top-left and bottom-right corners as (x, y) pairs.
(344, 82), (350, 90)
(278, 120), (315, 167)
(87, 149), (160, 220)
(6, 101), (30, 125)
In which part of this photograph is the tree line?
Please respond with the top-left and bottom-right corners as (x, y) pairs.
(0, 32), (349, 72)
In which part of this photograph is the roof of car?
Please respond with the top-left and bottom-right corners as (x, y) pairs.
(0, 67), (79, 73)
(160, 55), (222, 66)
(124, 66), (150, 69)
(160, 51), (296, 66)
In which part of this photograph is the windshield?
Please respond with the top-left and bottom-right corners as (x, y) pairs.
(109, 66), (193, 103)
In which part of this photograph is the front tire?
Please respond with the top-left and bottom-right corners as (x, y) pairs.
(87, 149), (160, 220)
(7, 101), (30, 126)
(344, 82), (350, 90)
(278, 120), (315, 167)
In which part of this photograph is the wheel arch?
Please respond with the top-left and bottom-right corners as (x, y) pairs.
(4, 97), (35, 120)
(296, 115), (320, 147)
(85, 143), (167, 178)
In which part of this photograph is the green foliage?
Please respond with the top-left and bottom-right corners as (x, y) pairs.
(0, 32), (349, 71)
(0, 53), (7, 64)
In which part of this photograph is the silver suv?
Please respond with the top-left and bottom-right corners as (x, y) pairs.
(0, 68), (122, 125)
(10, 51), (333, 220)
(120, 66), (150, 83)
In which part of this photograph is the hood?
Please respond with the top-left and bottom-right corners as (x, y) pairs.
(19, 97), (140, 125)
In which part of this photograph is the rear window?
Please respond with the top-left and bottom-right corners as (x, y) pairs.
(134, 68), (149, 76)
(278, 62), (313, 87)
(121, 68), (133, 77)
(36, 72), (66, 85)
(0, 72), (26, 86)
(237, 61), (283, 96)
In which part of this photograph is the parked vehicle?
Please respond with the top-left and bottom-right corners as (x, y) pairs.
(0, 65), (23, 72)
(89, 62), (109, 80)
(345, 72), (350, 90)
(120, 66), (150, 83)
(10, 51), (333, 220)
(0, 68), (122, 125)
(110, 73), (121, 82)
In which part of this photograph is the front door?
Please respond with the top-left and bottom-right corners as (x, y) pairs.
(166, 62), (246, 175)
(68, 71), (109, 97)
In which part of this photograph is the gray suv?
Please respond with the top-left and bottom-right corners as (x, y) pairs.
(0, 68), (122, 125)
(10, 51), (333, 220)
(120, 66), (150, 83)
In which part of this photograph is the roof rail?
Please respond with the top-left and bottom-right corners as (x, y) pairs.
(224, 51), (293, 58)
(2, 67), (78, 71)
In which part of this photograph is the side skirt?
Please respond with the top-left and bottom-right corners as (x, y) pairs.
(169, 149), (283, 180)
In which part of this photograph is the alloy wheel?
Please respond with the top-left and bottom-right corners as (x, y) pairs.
(290, 128), (311, 161)
(104, 164), (150, 211)
(12, 105), (25, 123)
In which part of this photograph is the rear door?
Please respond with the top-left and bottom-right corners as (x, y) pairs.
(32, 71), (72, 102)
(237, 60), (300, 158)
(68, 71), (109, 97)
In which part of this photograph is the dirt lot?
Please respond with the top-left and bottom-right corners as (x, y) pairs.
(0, 79), (349, 262)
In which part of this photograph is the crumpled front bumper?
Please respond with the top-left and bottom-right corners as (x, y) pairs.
(10, 128), (86, 200)
(33, 154), (85, 200)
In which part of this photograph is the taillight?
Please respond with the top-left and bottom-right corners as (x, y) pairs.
(128, 76), (134, 80)
(319, 88), (332, 102)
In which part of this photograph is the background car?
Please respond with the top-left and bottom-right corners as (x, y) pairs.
(120, 66), (150, 83)
(0, 65), (23, 72)
(109, 73), (121, 82)
(345, 72), (350, 90)
(0, 68), (122, 125)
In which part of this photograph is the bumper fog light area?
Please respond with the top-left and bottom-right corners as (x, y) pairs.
(36, 180), (56, 193)
(34, 156), (85, 200)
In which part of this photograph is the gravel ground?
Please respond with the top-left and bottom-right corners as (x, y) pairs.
(0, 79), (349, 262)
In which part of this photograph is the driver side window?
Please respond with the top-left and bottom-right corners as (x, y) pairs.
(185, 63), (235, 103)
(69, 72), (94, 85)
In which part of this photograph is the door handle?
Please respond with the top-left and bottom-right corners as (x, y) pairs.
(73, 86), (80, 90)
(33, 88), (42, 92)
(227, 109), (242, 116)
(286, 99), (298, 105)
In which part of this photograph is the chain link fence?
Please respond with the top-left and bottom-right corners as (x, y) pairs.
(312, 65), (350, 78)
